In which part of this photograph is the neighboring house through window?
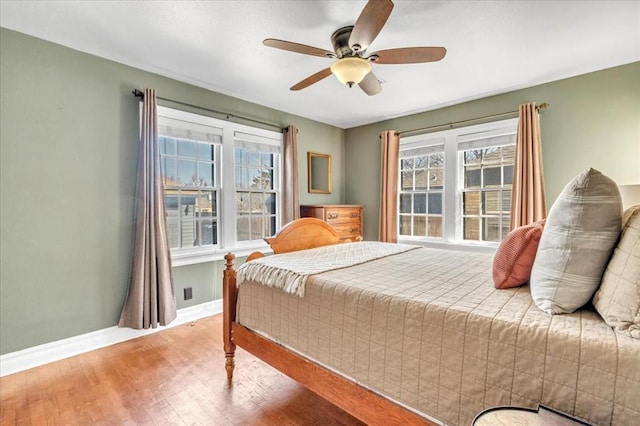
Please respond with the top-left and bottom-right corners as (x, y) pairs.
(156, 106), (283, 265)
(398, 118), (517, 247)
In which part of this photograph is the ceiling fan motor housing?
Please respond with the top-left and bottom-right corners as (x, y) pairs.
(331, 26), (359, 58)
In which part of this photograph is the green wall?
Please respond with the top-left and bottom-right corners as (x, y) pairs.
(2, 26), (638, 356)
(345, 62), (640, 240)
(0, 28), (346, 354)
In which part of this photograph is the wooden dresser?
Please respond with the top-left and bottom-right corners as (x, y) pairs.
(299, 205), (363, 241)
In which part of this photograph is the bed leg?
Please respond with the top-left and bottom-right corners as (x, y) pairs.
(223, 253), (237, 382)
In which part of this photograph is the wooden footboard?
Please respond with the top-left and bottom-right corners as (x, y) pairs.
(222, 249), (434, 425)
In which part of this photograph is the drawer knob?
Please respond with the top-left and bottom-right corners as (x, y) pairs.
(327, 213), (338, 219)
(351, 228), (359, 233)
(350, 212), (359, 218)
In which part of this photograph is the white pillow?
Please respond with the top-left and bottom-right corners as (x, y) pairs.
(530, 168), (622, 314)
(592, 205), (640, 338)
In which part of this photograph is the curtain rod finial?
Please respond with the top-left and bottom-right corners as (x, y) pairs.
(537, 102), (550, 111)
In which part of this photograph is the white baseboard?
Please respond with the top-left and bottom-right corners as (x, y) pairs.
(0, 300), (222, 377)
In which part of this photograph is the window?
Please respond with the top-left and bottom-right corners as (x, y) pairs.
(234, 133), (280, 242)
(399, 144), (444, 238)
(461, 145), (514, 241)
(398, 118), (517, 247)
(155, 106), (282, 264)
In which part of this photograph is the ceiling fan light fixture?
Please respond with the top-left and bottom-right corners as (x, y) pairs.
(330, 57), (371, 87)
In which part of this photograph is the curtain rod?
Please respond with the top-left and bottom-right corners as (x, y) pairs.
(132, 89), (285, 131)
(396, 102), (550, 137)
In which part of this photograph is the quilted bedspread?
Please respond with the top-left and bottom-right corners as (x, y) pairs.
(235, 245), (640, 425)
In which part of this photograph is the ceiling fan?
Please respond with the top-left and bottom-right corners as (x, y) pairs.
(263, 0), (446, 96)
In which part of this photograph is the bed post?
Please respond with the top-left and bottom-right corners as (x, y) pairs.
(223, 253), (237, 381)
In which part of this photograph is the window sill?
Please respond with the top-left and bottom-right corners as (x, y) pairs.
(171, 244), (273, 267)
(398, 238), (498, 254)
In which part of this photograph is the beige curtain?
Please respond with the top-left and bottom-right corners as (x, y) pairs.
(379, 130), (400, 242)
(510, 102), (547, 230)
(119, 88), (177, 329)
(282, 125), (300, 224)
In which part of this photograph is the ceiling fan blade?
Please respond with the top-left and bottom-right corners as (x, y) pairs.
(263, 39), (335, 58)
(369, 47), (447, 64)
(349, 0), (394, 52)
(358, 71), (382, 96)
(290, 67), (333, 91)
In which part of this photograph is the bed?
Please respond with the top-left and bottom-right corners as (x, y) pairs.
(222, 218), (640, 425)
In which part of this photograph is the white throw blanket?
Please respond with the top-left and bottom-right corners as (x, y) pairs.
(237, 241), (420, 296)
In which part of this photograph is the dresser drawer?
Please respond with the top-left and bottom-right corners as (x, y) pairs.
(331, 223), (362, 239)
(324, 207), (362, 224)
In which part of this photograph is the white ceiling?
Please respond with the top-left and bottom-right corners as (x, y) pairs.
(1, 1), (639, 129)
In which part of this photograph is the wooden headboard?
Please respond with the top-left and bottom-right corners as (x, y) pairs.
(246, 218), (355, 261)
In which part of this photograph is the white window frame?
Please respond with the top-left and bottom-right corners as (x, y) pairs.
(398, 117), (518, 252)
(152, 106), (283, 266)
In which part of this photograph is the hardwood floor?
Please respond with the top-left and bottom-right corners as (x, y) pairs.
(0, 315), (364, 425)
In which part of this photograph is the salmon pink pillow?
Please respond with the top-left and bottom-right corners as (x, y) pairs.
(493, 219), (546, 289)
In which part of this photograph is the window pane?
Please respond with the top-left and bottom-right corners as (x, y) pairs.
(267, 216), (277, 237)
(399, 215), (411, 236)
(197, 162), (213, 186)
(234, 148), (246, 164)
(415, 155), (428, 169)
(166, 218), (180, 249)
(162, 137), (177, 156)
(210, 192), (217, 217)
(236, 192), (249, 213)
(413, 216), (426, 236)
(501, 220), (510, 241)
(199, 218), (217, 246)
(178, 139), (197, 158)
(251, 216), (264, 239)
(482, 147), (500, 163)
(484, 217), (501, 242)
(429, 168), (443, 189)
(502, 145), (516, 163)
(464, 150), (482, 165)
(399, 193), (412, 214)
(428, 216), (443, 238)
(401, 171), (413, 190)
(262, 152), (273, 167)
(428, 193), (442, 214)
(414, 169), (428, 190)
(180, 214), (197, 248)
(197, 142), (214, 160)
(250, 193), (265, 213)
(463, 191), (480, 215)
(482, 191), (501, 214)
(465, 167), (481, 188)
(504, 165), (514, 185)
(502, 190), (512, 213)
(430, 153), (444, 167)
(464, 217), (480, 240)
(248, 167), (262, 189)
(235, 165), (248, 189)
(248, 151), (260, 166)
(483, 167), (501, 187)
(261, 168), (274, 190)
(265, 193), (276, 214)
(401, 158), (413, 170)
(236, 215), (250, 241)
(414, 193), (426, 214)
(162, 158), (177, 185)
(178, 159), (196, 186)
